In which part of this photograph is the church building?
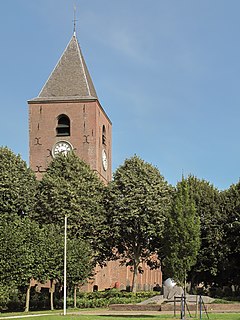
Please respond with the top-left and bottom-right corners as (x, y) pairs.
(28, 31), (162, 292)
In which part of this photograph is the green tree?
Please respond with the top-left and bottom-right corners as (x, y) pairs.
(30, 153), (107, 309)
(162, 178), (201, 288)
(0, 146), (37, 218)
(105, 155), (173, 292)
(0, 215), (46, 312)
(219, 182), (240, 288)
(39, 224), (64, 311)
(32, 153), (106, 257)
(0, 217), (92, 311)
(67, 238), (94, 308)
(38, 225), (94, 310)
(186, 176), (224, 287)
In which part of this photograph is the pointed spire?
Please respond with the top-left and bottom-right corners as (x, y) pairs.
(30, 34), (98, 102)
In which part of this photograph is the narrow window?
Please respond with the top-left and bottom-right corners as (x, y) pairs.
(93, 285), (98, 292)
(102, 125), (106, 145)
(56, 115), (70, 136)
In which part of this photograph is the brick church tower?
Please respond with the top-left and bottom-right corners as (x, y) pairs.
(28, 32), (112, 184)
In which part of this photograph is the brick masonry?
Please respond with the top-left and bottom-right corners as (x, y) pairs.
(28, 99), (112, 183)
(82, 261), (162, 292)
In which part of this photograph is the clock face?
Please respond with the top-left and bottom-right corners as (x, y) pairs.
(102, 149), (108, 171)
(52, 141), (73, 158)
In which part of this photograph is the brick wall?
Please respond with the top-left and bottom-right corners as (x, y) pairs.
(28, 99), (112, 183)
(82, 260), (162, 292)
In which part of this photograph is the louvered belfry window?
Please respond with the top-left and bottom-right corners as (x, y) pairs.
(102, 125), (106, 145)
(56, 115), (70, 136)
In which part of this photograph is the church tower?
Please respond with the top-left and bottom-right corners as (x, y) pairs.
(28, 33), (112, 183)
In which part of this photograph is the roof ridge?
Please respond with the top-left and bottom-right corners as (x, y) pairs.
(75, 35), (91, 97)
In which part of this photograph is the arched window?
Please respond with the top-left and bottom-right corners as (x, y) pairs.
(56, 114), (70, 136)
(102, 125), (106, 145)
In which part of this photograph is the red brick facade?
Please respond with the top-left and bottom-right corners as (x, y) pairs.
(28, 99), (112, 183)
(82, 261), (162, 292)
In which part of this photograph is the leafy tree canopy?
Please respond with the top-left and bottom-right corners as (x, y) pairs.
(219, 181), (240, 286)
(162, 177), (201, 285)
(186, 175), (224, 286)
(105, 155), (173, 291)
(67, 238), (94, 288)
(38, 223), (94, 287)
(0, 147), (37, 218)
(0, 215), (45, 287)
(32, 153), (107, 260)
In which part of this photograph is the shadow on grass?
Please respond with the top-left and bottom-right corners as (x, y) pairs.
(99, 316), (160, 318)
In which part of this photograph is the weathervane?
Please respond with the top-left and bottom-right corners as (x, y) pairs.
(73, 4), (78, 35)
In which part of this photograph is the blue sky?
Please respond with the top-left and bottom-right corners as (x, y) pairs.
(0, 0), (240, 190)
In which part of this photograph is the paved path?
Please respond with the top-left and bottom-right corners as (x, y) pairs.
(0, 314), (56, 319)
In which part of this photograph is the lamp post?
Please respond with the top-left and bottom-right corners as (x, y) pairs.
(63, 215), (67, 316)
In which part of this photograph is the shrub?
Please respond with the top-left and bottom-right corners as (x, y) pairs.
(0, 285), (14, 311)
(5, 287), (25, 312)
(67, 289), (160, 308)
(29, 288), (50, 311)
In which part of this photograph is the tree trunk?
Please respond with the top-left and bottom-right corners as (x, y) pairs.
(184, 269), (187, 319)
(25, 283), (31, 312)
(131, 261), (139, 292)
(184, 270), (187, 297)
(74, 285), (77, 309)
(50, 280), (54, 311)
(189, 274), (195, 294)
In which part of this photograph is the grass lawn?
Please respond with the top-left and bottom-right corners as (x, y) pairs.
(0, 312), (240, 320)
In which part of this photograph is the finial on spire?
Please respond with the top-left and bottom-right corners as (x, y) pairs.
(73, 4), (78, 35)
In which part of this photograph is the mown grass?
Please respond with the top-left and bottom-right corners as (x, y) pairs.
(0, 312), (240, 320)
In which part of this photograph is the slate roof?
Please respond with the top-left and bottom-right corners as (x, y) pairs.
(30, 33), (98, 102)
